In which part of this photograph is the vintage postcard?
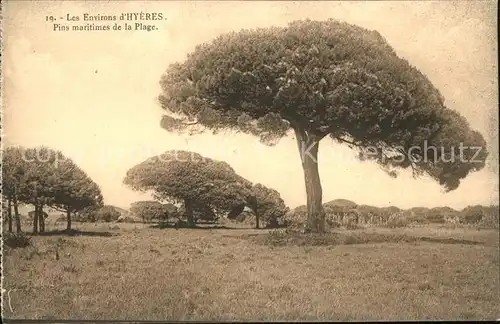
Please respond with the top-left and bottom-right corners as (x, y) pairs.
(1, 0), (499, 321)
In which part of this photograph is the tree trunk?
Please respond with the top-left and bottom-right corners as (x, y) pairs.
(255, 206), (260, 229)
(184, 199), (195, 227)
(38, 204), (45, 233)
(13, 195), (22, 233)
(7, 198), (13, 232)
(268, 218), (279, 228)
(228, 204), (245, 220)
(294, 128), (326, 233)
(33, 205), (39, 234)
(66, 210), (72, 230)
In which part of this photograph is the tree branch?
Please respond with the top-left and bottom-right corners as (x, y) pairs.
(184, 120), (199, 126)
(292, 127), (307, 163)
(397, 148), (418, 175)
(335, 137), (363, 148)
(49, 205), (68, 213)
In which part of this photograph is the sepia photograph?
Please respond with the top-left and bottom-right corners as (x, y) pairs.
(1, 0), (499, 321)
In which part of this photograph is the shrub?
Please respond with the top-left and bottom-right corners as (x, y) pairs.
(383, 212), (411, 228)
(476, 205), (499, 229)
(284, 204), (352, 230)
(116, 215), (141, 223)
(74, 205), (105, 222)
(3, 232), (32, 248)
(284, 205), (308, 229)
(340, 209), (361, 227)
(163, 203), (179, 221)
(426, 213), (445, 224)
(345, 222), (363, 230)
(409, 215), (427, 224)
(323, 199), (357, 209)
(384, 218), (409, 228)
(478, 213), (499, 229)
(464, 213), (482, 224)
(193, 204), (218, 223)
(130, 201), (178, 223)
(444, 214), (461, 224)
(95, 206), (121, 222)
(461, 205), (484, 224)
(234, 210), (254, 223)
(355, 205), (380, 225)
(325, 218), (341, 229)
(73, 213), (95, 222)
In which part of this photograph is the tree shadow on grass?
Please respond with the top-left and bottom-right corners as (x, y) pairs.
(150, 222), (251, 231)
(33, 229), (117, 237)
(250, 230), (487, 247)
(416, 236), (485, 245)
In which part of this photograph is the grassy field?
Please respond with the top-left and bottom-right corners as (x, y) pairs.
(2, 221), (499, 321)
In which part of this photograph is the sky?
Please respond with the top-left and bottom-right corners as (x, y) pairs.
(3, 1), (498, 210)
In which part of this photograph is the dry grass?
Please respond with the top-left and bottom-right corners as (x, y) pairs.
(2, 222), (499, 321)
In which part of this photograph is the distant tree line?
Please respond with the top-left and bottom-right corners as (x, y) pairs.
(286, 199), (499, 230)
